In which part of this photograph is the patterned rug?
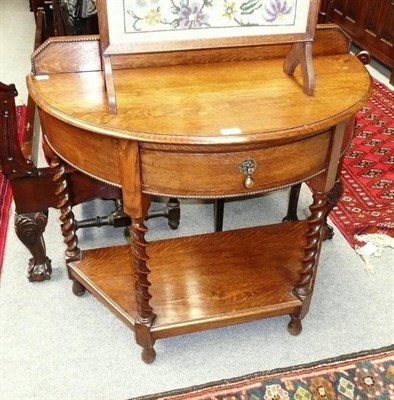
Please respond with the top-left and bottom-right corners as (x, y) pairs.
(0, 105), (26, 273)
(134, 346), (394, 400)
(329, 80), (394, 248)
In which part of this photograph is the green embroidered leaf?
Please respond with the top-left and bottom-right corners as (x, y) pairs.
(240, 0), (263, 15)
(170, 19), (180, 29)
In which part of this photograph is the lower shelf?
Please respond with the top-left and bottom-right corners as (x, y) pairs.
(69, 221), (307, 340)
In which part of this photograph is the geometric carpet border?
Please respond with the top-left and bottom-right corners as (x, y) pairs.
(133, 345), (394, 400)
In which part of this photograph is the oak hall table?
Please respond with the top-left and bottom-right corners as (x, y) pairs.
(27, 28), (372, 363)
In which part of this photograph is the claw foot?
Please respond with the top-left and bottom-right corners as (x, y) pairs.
(27, 256), (52, 282)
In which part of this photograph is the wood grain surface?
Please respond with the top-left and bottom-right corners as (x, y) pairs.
(69, 221), (306, 339)
(28, 55), (371, 146)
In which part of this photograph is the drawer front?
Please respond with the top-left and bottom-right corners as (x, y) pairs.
(141, 131), (331, 198)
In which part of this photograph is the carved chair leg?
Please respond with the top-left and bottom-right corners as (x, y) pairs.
(14, 211), (52, 282)
(283, 183), (302, 222)
(216, 184), (302, 231)
(75, 199), (131, 230)
(144, 197), (180, 230)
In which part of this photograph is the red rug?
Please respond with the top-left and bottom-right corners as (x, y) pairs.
(330, 79), (394, 248)
(133, 346), (394, 400)
(0, 105), (26, 272)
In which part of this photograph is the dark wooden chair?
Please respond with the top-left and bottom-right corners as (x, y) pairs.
(0, 3), (179, 282)
(1, 82), (117, 281)
(54, 0), (98, 36)
(0, 79), (180, 282)
(29, 0), (98, 37)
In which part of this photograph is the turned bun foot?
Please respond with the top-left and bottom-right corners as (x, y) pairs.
(72, 280), (86, 296)
(27, 257), (52, 282)
(141, 347), (156, 364)
(288, 316), (303, 335)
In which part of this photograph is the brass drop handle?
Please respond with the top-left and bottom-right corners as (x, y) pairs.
(239, 158), (257, 189)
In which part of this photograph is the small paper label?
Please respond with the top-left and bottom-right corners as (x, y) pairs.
(220, 128), (242, 135)
(35, 75), (49, 81)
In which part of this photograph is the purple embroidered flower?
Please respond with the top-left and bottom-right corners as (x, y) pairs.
(263, 0), (293, 22)
(178, 2), (209, 28)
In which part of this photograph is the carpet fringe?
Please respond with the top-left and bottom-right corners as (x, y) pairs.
(354, 233), (394, 273)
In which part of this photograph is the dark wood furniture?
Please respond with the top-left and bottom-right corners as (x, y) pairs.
(0, 2), (179, 282)
(27, 26), (371, 363)
(0, 82), (121, 281)
(319, 0), (394, 84)
(0, 83), (180, 281)
(30, 0), (98, 36)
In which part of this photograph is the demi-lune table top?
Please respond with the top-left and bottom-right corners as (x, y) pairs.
(27, 54), (372, 146)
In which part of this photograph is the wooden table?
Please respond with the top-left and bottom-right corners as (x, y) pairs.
(27, 29), (372, 363)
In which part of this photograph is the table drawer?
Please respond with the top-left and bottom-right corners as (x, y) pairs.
(141, 131), (331, 198)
